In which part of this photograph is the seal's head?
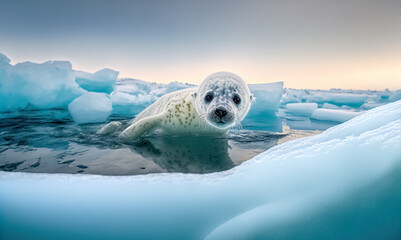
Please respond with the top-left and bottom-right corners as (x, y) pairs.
(194, 72), (252, 129)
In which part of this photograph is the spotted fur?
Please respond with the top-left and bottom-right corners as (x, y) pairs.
(118, 72), (252, 140)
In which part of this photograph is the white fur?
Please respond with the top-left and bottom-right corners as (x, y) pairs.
(117, 72), (252, 140)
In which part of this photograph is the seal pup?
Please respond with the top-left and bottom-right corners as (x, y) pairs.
(98, 72), (252, 140)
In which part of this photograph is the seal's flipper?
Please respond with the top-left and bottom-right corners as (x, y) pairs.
(119, 112), (164, 140)
(97, 121), (122, 135)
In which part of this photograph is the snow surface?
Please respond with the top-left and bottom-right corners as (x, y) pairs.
(1, 100), (400, 239)
(74, 68), (119, 94)
(311, 109), (363, 122)
(68, 92), (112, 124)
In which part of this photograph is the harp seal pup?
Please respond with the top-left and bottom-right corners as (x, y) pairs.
(99, 72), (252, 140)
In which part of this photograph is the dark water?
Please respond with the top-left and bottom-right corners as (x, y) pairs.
(0, 110), (320, 175)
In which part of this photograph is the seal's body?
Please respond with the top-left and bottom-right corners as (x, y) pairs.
(119, 88), (222, 139)
(99, 72), (252, 140)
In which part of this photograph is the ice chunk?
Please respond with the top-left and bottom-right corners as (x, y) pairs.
(0, 56), (85, 112)
(379, 88), (391, 100)
(0, 101), (400, 239)
(117, 78), (194, 98)
(247, 82), (283, 114)
(165, 81), (193, 94)
(68, 92), (112, 124)
(306, 92), (368, 107)
(0, 52), (10, 67)
(311, 108), (363, 122)
(361, 102), (385, 110)
(242, 82), (283, 131)
(110, 91), (153, 115)
(321, 103), (340, 109)
(286, 103), (318, 116)
(75, 68), (119, 94)
(389, 90), (401, 102)
(0, 53), (10, 88)
(114, 78), (195, 115)
(280, 89), (307, 105)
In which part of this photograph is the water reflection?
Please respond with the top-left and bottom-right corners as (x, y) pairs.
(0, 110), (320, 175)
(130, 136), (234, 173)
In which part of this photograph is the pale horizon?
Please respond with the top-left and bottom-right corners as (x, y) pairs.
(1, 0), (400, 91)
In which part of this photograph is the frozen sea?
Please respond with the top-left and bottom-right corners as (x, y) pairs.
(0, 54), (400, 240)
(0, 109), (320, 175)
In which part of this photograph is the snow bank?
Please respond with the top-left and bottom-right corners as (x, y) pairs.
(0, 57), (85, 112)
(1, 100), (400, 239)
(68, 92), (112, 124)
(286, 103), (317, 116)
(311, 109), (363, 122)
(75, 68), (119, 94)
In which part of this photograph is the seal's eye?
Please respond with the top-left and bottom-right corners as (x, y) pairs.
(233, 95), (241, 104)
(204, 94), (213, 103)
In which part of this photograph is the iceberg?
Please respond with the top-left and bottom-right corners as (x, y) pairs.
(1, 100), (400, 239)
(311, 109), (363, 122)
(241, 82), (284, 131)
(285, 103), (318, 116)
(0, 55), (85, 112)
(74, 68), (119, 94)
(68, 92), (112, 124)
(248, 82), (283, 113)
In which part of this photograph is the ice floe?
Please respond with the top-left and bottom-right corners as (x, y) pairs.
(74, 68), (119, 94)
(68, 92), (112, 124)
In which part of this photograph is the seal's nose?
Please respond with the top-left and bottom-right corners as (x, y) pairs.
(215, 108), (227, 118)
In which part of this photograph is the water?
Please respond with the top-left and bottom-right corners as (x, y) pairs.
(0, 110), (322, 175)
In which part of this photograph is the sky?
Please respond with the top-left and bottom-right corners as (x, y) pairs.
(0, 0), (400, 90)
